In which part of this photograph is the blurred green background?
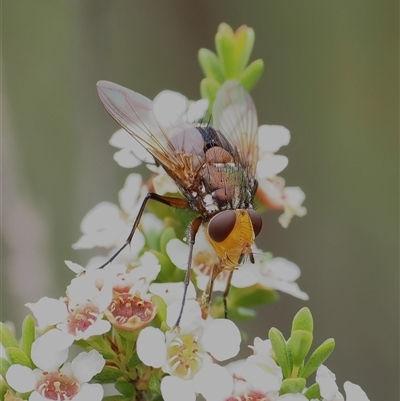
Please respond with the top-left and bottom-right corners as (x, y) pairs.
(2, 1), (398, 399)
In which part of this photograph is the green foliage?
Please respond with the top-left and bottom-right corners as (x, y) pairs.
(114, 380), (137, 398)
(304, 383), (321, 400)
(0, 324), (19, 349)
(280, 378), (306, 395)
(269, 308), (336, 395)
(20, 316), (35, 367)
(149, 373), (162, 395)
(198, 23), (264, 110)
(93, 366), (125, 383)
(299, 338), (335, 379)
(269, 327), (292, 378)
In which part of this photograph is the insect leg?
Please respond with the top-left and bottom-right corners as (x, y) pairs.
(200, 264), (220, 319)
(174, 216), (202, 327)
(222, 270), (234, 319)
(98, 193), (190, 269)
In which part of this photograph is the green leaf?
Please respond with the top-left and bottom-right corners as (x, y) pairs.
(291, 307), (313, 334)
(198, 48), (225, 83)
(228, 286), (278, 308)
(20, 316), (36, 365)
(200, 77), (221, 109)
(0, 323), (19, 349)
(304, 383), (321, 400)
(235, 25), (255, 73)
(215, 31), (238, 78)
(268, 328), (292, 378)
(287, 330), (313, 369)
(127, 350), (141, 368)
(299, 338), (335, 379)
(114, 380), (136, 398)
(152, 294), (167, 324)
(159, 227), (176, 255)
(227, 306), (257, 321)
(6, 347), (31, 368)
(92, 366), (124, 383)
(1, 383), (11, 401)
(238, 59), (264, 92)
(149, 373), (161, 395)
(0, 358), (11, 381)
(150, 250), (179, 283)
(280, 378), (306, 395)
(102, 396), (129, 401)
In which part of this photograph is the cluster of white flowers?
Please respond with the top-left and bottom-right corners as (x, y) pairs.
(6, 342), (105, 401)
(1, 88), (370, 401)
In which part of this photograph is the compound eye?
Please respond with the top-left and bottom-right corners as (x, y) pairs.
(208, 210), (237, 242)
(248, 209), (263, 238)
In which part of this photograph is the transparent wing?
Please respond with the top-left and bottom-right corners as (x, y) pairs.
(97, 81), (206, 185)
(212, 80), (259, 179)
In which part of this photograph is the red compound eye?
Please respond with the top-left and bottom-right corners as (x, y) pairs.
(208, 210), (237, 242)
(248, 209), (263, 237)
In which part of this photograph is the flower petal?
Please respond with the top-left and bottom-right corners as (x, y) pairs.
(137, 327), (167, 368)
(194, 364), (234, 401)
(166, 300), (202, 333)
(26, 297), (68, 329)
(150, 282), (197, 305)
(316, 365), (343, 401)
(166, 239), (190, 271)
(73, 383), (104, 401)
(267, 258), (301, 281)
(161, 376), (196, 401)
(343, 381), (370, 401)
(118, 173), (143, 214)
(153, 91), (188, 129)
(257, 154), (288, 178)
(6, 365), (36, 392)
(202, 319), (241, 361)
(31, 329), (73, 371)
(258, 125), (290, 153)
(185, 99), (209, 122)
(113, 148), (142, 168)
(71, 350), (105, 383)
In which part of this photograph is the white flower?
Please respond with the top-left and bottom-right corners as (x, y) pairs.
(6, 347), (105, 401)
(231, 253), (309, 300)
(198, 338), (283, 401)
(193, 364), (234, 401)
(137, 303), (241, 401)
(258, 125), (291, 154)
(26, 270), (113, 341)
(153, 90), (208, 128)
(256, 125), (306, 227)
(316, 365), (370, 401)
(243, 338), (283, 393)
(72, 173), (146, 251)
(110, 128), (155, 168)
(97, 252), (161, 331)
(161, 376), (197, 401)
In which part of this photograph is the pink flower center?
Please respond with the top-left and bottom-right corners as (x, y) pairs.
(37, 371), (79, 400)
(107, 293), (156, 329)
(226, 391), (276, 401)
(67, 302), (100, 335)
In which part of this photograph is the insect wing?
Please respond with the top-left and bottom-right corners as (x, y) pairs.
(97, 81), (207, 186)
(212, 80), (259, 179)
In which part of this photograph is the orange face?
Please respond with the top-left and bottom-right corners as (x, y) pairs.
(205, 209), (262, 269)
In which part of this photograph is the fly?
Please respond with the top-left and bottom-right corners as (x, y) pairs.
(96, 80), (262, 325)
